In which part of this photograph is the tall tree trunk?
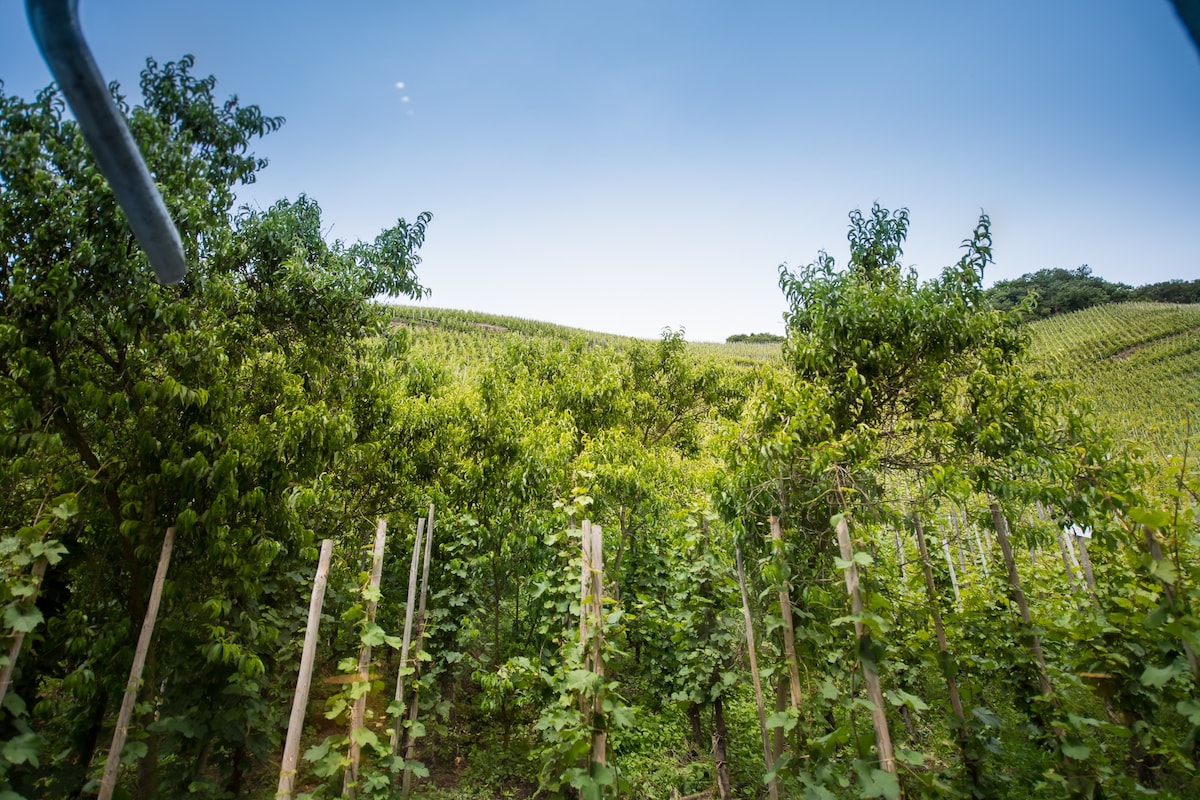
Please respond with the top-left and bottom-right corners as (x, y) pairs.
(772, 677), (787, 763)
(688, 704), (703, 758)
(713, 696), (732, 800)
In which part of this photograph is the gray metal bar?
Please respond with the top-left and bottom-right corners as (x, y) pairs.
(26, 0), (187, 284)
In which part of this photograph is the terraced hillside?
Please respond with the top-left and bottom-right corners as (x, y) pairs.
(1026, 302), (1200, 457)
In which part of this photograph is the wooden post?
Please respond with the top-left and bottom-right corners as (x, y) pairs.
(390, 517), (426, 752)
(713, 695), (732, 800)
(941, 534), (961, 606)
(1056, 529), (1081, 592)
(989, 504), (1054, 698)
(0, 558), (48, 710)
(891, 525), (907, 583)
(770, 517), (804, 710)
(277, 539), (334, 800)
(579, 520), (593, 648)
(912, 514), (966, 723)
(344, 520), (388, 800)
(1074, 529), (1096, 592)
(835, 516), (896, 777)
(98, 528), (174, 800)
(401, 505), (436, 798)
(950, 510), (968, 574)
(972, 522), (990, 578)
(589, 523), (606, 770)
(735, 542), (779, 800)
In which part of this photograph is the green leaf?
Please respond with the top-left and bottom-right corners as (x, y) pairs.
(565, 669), (597, 692)
(610, 704), (635, 728)
(121, 740), (148, 763)
(2, 733), (41, 767)
(2, 691), (26, 718)
(360, 623), (386, 647)
(1129, 508), (1172, 529)
(1176, 698), (1200, 726)
(861, 767), (900, 799)
(50, 497), (78, 520)
(1140, 661), (1183, 689)
(1061, 740), (1091, 760)
(765, 710), (797, 732)
(972, 706), (1003, 727)
(1149, 558), (1178, 585)
(852, 550), (874, 567)
(886, 689), (929, 711)
(3, 605), (43, 634)
(351, 727), (380, 749)
(303, 739), (331, 763)
(591, 762), (616, 785)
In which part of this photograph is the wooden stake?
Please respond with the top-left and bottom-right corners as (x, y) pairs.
(950, 510), (968, 574)
(277, 539), (334, 800)
(390, 517), (426, 752)
(912, 513), (966, 724)
(401, 505), (436, 798)
(344, 520), (388, 800)
(589, 524), (606, 769)
(770, 517), (804, 709)
(1056, 529), (1081, 593)
(713, 695), (732, 800)
(0, 558), (48, 710)
(941, 534), (961, 606)
(1074, 531), (1096, 592)
(972, 522), (989, 578)
(735, 542), (778, 800)
(989, 504), (1054, 698)
(835, 516), (896, 777)
(579, 520), (593, 648)
(98, 528), (174, 800)
(891, 525), (907, 583)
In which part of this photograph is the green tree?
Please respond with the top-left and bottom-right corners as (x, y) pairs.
(1, 56), (431, 796)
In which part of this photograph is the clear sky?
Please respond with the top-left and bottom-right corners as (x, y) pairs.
(3, 1), (1199, 342)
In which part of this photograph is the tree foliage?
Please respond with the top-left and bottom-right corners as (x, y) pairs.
(0, 57), (433, 796)
(986, 266), (1200, 317)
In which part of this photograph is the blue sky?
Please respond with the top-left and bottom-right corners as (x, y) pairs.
(3, 1), (1198, 341)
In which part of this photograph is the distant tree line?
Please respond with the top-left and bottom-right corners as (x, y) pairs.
(985, 266), (1200, 317)
(725, 332), (786, 344)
